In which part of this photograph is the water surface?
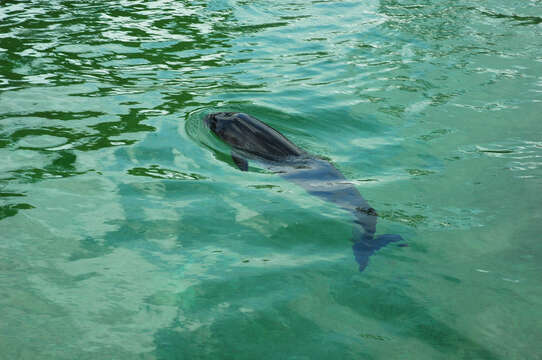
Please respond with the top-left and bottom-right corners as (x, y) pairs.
(1, 0), (541, 359)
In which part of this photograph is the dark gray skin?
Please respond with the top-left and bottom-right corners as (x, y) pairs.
(204, 112), (403, 271)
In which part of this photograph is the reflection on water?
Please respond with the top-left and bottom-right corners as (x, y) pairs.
(127, 165), (207, 180)
(1, 0), (541, 358)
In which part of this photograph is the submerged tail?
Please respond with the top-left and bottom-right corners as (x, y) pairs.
(352, 234), (404, 272)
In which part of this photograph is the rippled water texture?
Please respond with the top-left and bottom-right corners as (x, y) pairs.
(1, 0), (541, 359)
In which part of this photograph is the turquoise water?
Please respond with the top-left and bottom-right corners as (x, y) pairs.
(1, 0), (541, 358)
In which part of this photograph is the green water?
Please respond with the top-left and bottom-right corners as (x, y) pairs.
(1, 0), (541, 359)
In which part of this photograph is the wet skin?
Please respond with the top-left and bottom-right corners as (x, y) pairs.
(204, 112), (403, 271)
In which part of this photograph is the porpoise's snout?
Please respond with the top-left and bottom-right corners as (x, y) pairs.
(204, 113), (222, 133)
(203, 114), (214, 128)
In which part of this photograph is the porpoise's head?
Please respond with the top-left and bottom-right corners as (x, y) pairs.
(203, 112), (244, 148)
(203, 112), (304, 159)
(203, 112), (235, 136)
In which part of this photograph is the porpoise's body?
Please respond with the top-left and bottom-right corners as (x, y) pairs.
(204, 112), (403, 271)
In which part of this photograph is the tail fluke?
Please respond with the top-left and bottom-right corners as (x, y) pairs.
(352, 234), (404, 272)
(374, 234), (403, 248)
